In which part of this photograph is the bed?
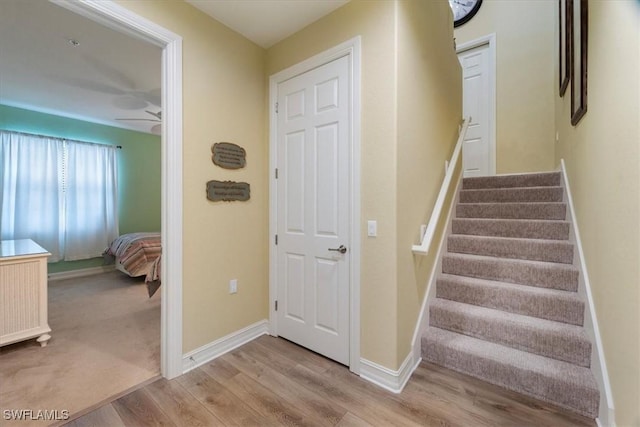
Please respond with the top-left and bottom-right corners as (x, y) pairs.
(103, 232), (162, 297)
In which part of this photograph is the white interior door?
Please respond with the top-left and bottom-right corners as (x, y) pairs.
(275, 55), (350, 365)
(459, 43), (492, 177)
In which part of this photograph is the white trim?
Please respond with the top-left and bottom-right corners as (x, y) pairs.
(182, 320), (269, 374)
(412, 118), (469, 254)
(268, 37), (362, 374)
(52, 0), (184, 380)
(360, 352), (420, 394)
(560, 159), (615, 426)
(48, 265), (115, 281)
(411, 172), (462, 363)
(457, 33), (497, 176)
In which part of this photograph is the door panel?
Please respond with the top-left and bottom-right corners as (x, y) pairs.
(459, 44), (491, 177)
(276, 55), (350, 365)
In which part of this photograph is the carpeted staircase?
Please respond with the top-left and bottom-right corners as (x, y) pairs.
(421, 171), (600, 419)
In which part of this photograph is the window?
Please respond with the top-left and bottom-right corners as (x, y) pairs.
(0, 130), (119, 262)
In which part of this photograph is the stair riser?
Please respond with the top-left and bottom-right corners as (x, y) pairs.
(442, 256), (579, 291)
(456, 203), (567, 220)
(448, 236), (574, 264)
(429, 304), (591, 367)
(463, 173), (562, 190)
(452, 219), (570, 240)
(422, 335), (599, 418)
(460, 187), (563, 203)
(436, 278), (584, 325)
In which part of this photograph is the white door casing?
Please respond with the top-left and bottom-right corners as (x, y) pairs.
(457, 34), (496, 177)
(52, 0), (184, 379)
(276, 55), (350, 365)
(269, 38), (361, 372)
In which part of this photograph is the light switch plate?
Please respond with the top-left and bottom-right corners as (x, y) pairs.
(367, 220), (377, 237)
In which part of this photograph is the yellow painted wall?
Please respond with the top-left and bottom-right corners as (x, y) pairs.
(554, 2), (640, 425)
(268, 0), (462, 368)
(395, 1), (462, 363)
(117, 0), (461, 371)
(267, 0), (400, 368)
(115, 0), (269, 353)
(455, 0), (556, 174)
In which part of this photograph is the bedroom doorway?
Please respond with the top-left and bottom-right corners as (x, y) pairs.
(53, 0), (184, 380)
(0, 0), (182, 418)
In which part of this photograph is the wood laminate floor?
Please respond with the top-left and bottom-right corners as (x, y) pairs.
(65, 335), (595, 427)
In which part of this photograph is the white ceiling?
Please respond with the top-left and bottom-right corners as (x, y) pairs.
(186, 0), (350, 48)
(0, 0), (350, 135)
(0, 0), (162, 134)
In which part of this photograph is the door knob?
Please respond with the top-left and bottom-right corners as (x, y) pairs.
(328, 245), (347, 254)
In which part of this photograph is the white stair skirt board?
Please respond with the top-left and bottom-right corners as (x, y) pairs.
(412, 174), (462, 363)
(182, 320), (269, 374)
(360, 352), (420, 394)
(560, 160), (615, 426)
(48, 265), (116, 281)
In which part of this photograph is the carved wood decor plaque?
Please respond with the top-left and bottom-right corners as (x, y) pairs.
(211, 142), (246, 169)
(206, 180), (250, 202)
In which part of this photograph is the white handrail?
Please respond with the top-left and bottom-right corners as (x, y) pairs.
(412, 117), (470, 255)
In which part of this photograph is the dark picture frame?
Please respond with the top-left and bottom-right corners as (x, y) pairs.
(558, 0), (570, 97)
(570, 0), (588, 125)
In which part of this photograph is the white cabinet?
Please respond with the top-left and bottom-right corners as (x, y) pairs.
(0, 239), (51, 347)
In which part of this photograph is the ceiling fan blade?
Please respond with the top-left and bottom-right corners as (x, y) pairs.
(145, 110), (162, 120)
(136, 90), (161, 107)
(115, 118), (161, 122)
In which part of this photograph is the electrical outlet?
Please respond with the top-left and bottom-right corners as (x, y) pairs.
(229, 279), (237, 294)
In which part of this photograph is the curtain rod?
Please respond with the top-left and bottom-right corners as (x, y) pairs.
(1, 129), (122, 149)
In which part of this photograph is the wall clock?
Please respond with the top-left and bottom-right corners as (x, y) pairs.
(449, 0), (483, 28)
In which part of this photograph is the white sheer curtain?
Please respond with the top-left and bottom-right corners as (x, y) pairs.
(64, 141), (119, 260)
(0, 130), (118, 262)
(1, 131), (65, 260)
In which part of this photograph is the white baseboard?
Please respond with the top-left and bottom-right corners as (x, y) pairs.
(360, 351), (421, 394)
(182, 320), (269, 374)
(48, 265), (115, 281)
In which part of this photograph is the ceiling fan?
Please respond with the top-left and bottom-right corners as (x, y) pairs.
(116, 109), (161, 122)
(116, 110), (162, 135)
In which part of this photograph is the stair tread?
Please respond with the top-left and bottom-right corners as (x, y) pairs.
(459, 186), (564, 203)
(447, 235), (574, 263)
(422, 327), (599, 417)
(437, 273), (582, 300)
(448, 234), (574, 246)
(422, 327), (598, 389)
(452, 218), (570, 240)
(462, 172), (561, 189)
(443, 252), (579, 272)
(436, 273), (584, 325)
(458, 201), (566, 206)
(460, 185), (563, 193)
(449, 234), (573, 248)
(456, 201), (567, 216)
(453, 217), (570, 224)
(430, 298), (588, 338)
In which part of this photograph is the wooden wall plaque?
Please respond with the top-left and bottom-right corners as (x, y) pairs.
(211, 142), (246, 169)
(206, 180), (250, 202)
